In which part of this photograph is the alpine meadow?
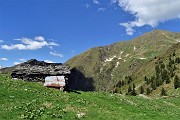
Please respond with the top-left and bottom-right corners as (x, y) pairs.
(1, 0), (180, 120)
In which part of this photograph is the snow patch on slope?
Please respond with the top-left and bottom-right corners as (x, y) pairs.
(105, 56), (116, 62)
(115, 62), (119, 68)
(176, 39), (180, 42)
(139, 57), (147, 60)
(125, 54), (129, 57)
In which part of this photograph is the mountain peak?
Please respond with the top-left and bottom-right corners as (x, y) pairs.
(25, 59), (38, 63)
(133, 29), (175, 43)
(151, 29), (169, 32)
(145, 29), (172, 36)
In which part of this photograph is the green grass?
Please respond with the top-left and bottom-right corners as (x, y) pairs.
(0, 74), (180, 120)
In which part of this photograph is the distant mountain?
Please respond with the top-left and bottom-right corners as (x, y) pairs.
(66, 30), (180, 92)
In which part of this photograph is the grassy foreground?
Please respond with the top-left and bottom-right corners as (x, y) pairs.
(0, 74), (180, 120)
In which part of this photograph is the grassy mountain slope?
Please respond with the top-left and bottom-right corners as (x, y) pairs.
(119, 42), (180, 97)
(66, 30), (180, 91)
(0, 74), (180, 120)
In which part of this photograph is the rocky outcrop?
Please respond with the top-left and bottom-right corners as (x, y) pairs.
(11, 59), (71, 82)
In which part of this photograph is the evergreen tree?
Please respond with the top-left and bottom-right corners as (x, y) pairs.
(151, 76), (157, 90)
(130, 83), (137, 96)
(161, 87), (167, 96)
(174, 75), (180, 89)
(144, 76), (148, 82)
(160, 63), (165, 70)
(151, 75), (156, 83)
(129, 76), (132, 81)
(175, 57), (180, 64)
(133, 83), (136, 89)
(121, 80), (125, 86)
(145, 76), (151, 84)
(166, 78), (171, 84)
(162, 69), (169, 83)
(155, 65), (160, 74)
(128, 85), (132, 94)
(113, 87), (118, 93)
(131, 88), (137, 96)
(159, 78), (163, 85)
(156, 79), (160, 87)
(172, 65), (177, 72)
(156, 72), (160, 80)
(116, 81), (122, 88)
(127, 76), (132, 84)
(146, 87), (151, 95)
(169, 56), (173, 67)
(171, 70), (175, 78)
(151, 81), (157, 90)
(173, 52), (176, 57)
(140, 86), (144, 94)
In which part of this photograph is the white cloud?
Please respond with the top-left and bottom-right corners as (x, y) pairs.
(50, 52), (63, 57)
(93, 0), (100, 4)
(1, 36), (59, 50)
(44, 60), (55, 63)
(48, 42), (59, 46)
(0, 58), (8, 61)
(34, 36), (45, 41)
(14, 62), (21, 65)
(2, 44), (26, 50)
(13, 59), (26, 65)
(114, 0), (180, 35)
(19, 58), (26, 61)
(0, 40), (4, 43)
(98, 8), (106, 12)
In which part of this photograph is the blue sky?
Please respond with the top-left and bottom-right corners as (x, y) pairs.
(0, 0), (180, 67)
